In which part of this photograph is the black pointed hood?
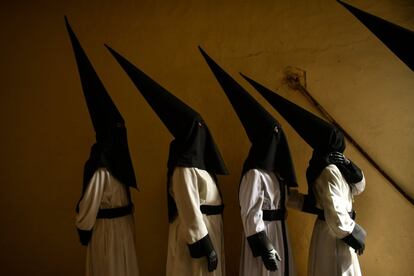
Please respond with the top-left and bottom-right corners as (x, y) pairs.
(241, 73), (345, 154)
(106, 45), (229, 221)
(65, 17), (124, 133)
(65, 17), (136, 190)
(243, 74), (364, 213)
(106, 45), (197, 140)
(105, 44), (228, 174)
(338, 0), (414, 71)
(199, 47), (296, 186)
(199, 47), (276, 144)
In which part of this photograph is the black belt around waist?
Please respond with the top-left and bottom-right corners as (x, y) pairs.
(317, 210), (356, 221)
(97, 203), (134, 219)
(200, 204), (224, 215)
(263, 209), (286, 221)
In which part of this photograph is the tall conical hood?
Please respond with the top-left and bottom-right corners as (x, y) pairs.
(241, 73), (345, 153)
(199, 47), (296, 186)
(106, 45), (228, 221)
(65, 17), (136, 189)
(65, 17), (124, 134)
(198, 47), (277, 144)
(338, 0), (414, 71)
(106, 45), (228, 172)
(105, 45), (201, 140)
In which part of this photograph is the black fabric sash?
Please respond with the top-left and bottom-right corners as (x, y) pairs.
(200, 204), (224, 216)
(262, 209), (286, 221)
(96, 203), (134, 219)
(96, 187), (133, 219)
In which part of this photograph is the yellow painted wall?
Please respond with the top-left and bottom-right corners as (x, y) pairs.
(0, 0), (413, 275)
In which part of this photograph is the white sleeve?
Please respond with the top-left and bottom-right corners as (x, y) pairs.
(351, 172), (366, 196)
(239, 169), (265, 237)
(316, 167), (355, 238)
(172, 167), (208, 244)
(75, 168), (107, 231)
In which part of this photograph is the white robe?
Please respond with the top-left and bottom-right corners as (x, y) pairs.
(166, 167), (225, 276)
(76, 168), (139, 276)
(308, 164), (365, 276)
(239, 169), (296, 276)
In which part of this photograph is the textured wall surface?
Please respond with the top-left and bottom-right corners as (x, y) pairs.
(0, 0), (413, 275)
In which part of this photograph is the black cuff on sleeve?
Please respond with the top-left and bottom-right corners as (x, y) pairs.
(247, 231), (274, 257)
(77, 228), (93, 246)
(188, 234), (215, 258)
(341, 223), (366, 250)
(346, 161), (364, 184)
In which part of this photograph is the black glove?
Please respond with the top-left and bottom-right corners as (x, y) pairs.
(77, 228), (92, 246)
(328, 152), (350, 165)
(247, 231), (281, 271)
(341, 223), (366, 255)
(188, 234), (218, 272)
(207, 249), (218, 272)
(261, 248), (281, 271)
(329, 152), (364, 185)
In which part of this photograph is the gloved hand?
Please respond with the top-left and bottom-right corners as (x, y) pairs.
(247, 231), (281, 271)
(328, 152), (350, 165)
(77, 228), (92, 246)
(343, 235), (365, 255)
(342, 223), (366, 256)
(356, 244), (365, 256)
(188, 234), (218, 272)
(207, 249), (218, 272)
(261, 248), (281, 271)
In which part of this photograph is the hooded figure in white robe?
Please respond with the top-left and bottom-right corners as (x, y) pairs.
(106, 46), (229, 276)
(200, 47), (298, 276)
(65, 17), (139, 276)
(243, 75), (367, 276)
